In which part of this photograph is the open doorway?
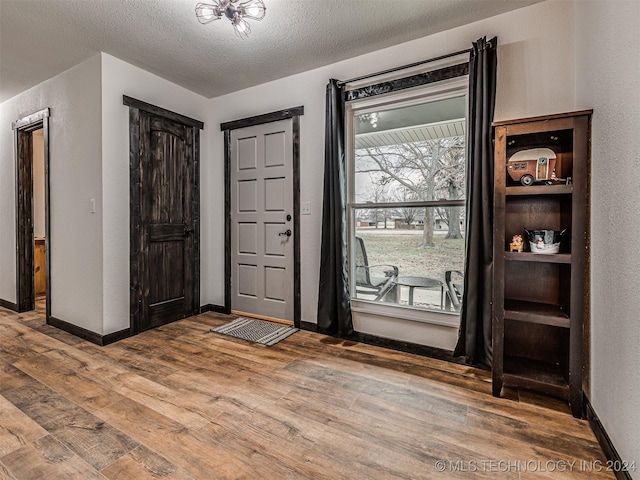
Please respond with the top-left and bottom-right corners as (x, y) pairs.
(32, 129), (46, 305)
(12, 108), (50, 316)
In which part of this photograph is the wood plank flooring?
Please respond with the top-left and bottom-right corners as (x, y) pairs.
(0, 303), (612, 479)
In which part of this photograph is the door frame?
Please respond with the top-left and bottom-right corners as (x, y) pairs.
(221, 106), (304, 328)
(124, 96), (204, 335)
(12, 108), (51, 317)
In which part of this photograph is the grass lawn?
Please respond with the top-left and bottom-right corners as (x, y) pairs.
(356, 230), (465, 282)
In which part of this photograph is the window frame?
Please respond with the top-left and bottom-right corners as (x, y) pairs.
(345, 73), (469, 323)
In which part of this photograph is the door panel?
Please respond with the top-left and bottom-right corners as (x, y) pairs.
(237, 180), (258, 211)
(264, 177), (285, 211)
(238, 137), (258, 170)
(230, 120), (293, 321)
(238, 264), (257, 297)
(238, 223), (258, 254)
(264, 223), (286, 256)
(264, 267), (286, 301)
(264, 131), (286, 167)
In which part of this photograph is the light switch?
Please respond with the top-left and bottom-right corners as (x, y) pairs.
(301, 202), (311, 215)
(90, 199), (96, 213)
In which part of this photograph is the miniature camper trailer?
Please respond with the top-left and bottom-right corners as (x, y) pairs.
(507, 148), (557, 186)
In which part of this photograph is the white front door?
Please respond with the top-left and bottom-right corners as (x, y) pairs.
(230, 119), (294, 321)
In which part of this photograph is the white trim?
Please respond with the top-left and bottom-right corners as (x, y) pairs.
(11, 107), (50, 130)
(352, 200), (465, 209)
(351, 300), (461, 328)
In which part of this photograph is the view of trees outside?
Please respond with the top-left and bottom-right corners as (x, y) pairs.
(353, 131), (466, 309)
(355, 136), (466, 244)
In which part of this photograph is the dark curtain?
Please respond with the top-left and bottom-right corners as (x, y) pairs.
(454, 37), (498, 366)
(317, 79), (353, 336)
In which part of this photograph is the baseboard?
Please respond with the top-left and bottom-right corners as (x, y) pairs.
(0, 298), (19, 312)
(585, 397), (634, 480)
(102, 328), (132, 345)
(47, 316), (130, 346)
(346, 331), (466, 364)
(200, 304), (228, 314)
(300, 321), (465, 364)
(299, 321), (318, 332)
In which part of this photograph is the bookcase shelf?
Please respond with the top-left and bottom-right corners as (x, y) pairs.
(504, 252), (572, 264)
(504, 299), (570, 328)
(503, 356), (569, 399)
(506, 184), (573, 196)
(492, 110), (591, 418)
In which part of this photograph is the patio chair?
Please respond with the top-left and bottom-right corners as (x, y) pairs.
(354, 237), (398, 301)
(445, 270), (464, 311)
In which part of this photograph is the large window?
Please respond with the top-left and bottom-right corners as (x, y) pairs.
(347, 76), (468, 314)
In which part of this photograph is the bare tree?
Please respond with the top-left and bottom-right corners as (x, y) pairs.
(361, 178), (389, 228)
(355, 136), (465, 247)
(438, 139), (465, 239)
(393, 188), (419, 228)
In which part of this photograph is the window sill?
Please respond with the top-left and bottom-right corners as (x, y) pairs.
(351, 299), (460, 328)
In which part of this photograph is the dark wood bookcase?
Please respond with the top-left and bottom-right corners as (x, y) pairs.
(492, 110), (592, 418)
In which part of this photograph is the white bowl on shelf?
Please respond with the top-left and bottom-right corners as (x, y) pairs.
(525, 228), (565, 255)
(529, 241), (560, 254)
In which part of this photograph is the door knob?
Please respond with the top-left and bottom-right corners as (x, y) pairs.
(184, 227), (193, 236)
(279, 229), (292, 237)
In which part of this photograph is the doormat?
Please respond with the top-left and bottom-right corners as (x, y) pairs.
(210, 317), (298, 347)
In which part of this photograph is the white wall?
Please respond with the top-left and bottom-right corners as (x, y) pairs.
(207, 0), (576, 348)
(0, 100), (18, 304)
(100, 53), (212, 334)
(0, 55), (104, 331)
(574, 0), (640, 470)
(0, 106), (16, 303)
(32, 130), (45, 238)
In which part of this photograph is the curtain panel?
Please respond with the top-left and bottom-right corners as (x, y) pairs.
(454, 36), (498, 366)
(317, 79), (353, 335)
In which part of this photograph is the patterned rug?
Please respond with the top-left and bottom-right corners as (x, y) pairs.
(210, 317), (298, 346)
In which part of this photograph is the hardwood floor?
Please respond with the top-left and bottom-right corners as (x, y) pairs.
(0, 303), (612, 479)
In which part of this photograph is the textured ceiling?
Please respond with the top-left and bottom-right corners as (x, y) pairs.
(0, 0), (542, 104)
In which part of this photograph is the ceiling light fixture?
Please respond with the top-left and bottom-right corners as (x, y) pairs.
(195, 0), (266, 38)
(359, 113), (379, 128)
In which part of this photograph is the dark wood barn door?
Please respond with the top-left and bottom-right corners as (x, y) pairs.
(126, 97), (203, 334)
